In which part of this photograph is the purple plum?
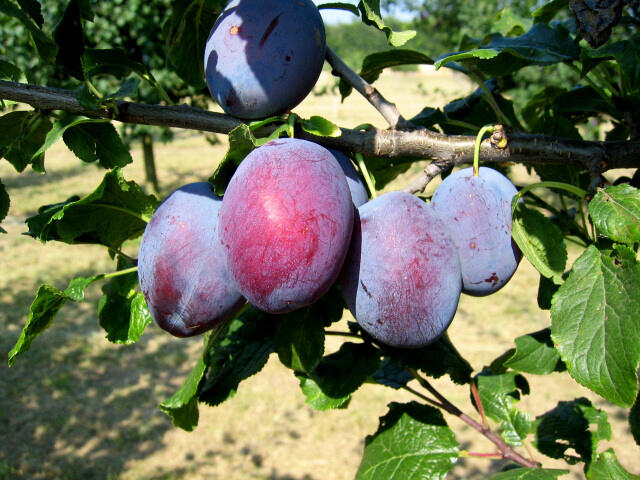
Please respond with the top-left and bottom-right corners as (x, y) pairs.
(328, 149), (369, 207)
(138, 183), (245, 337)
(430, 166), (521, 296)
(219, 138), (354, 313)
(341, 191), (462, 348)
(204, 0), (326, 119)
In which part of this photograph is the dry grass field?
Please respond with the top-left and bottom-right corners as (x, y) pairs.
(1, 70), (638, 480)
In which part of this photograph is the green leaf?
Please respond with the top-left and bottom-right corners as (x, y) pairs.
(97, 258), (150, 344)
(535, 398), (611, 465)
(360, 49), (433, 84)
(164, 0), (224, 89)
(533, 0), (570, 24)
(318, 2), (359, 16)
(199, 307), (276, 406)
(0, 112), (52, 172)
(16, 0), (43, 27)
(299, 116), (341, 137)
(537, 274), (560, 310)
(32, 115), (110, 161)
(585, 41), (640, 93)
(589, 185), (640, 244)
(630, 392), (640, 446)
(0, 0), (58, 62)
(0, 59), (21, 81)
(105, 77), (140, 101)
(275, 308), (325, 373)
(53, 0), (87, 80)
(435, 23), (579, 77)
(586, 449), (640, 480)
(551, 245), (640, 407)
(512, 205), (567, 284)
(494, 8), (532, 37)
(0, 178), (8, 233)
(356, 402), (458, 480)
(62, 122), (133, 168)
(210, 124), (258, 195)
(475, 372), (531, 446)
(26, 169), (156, 249)
(372, 358), (413, 389)
(8, 275), (102, 366)
(297, 376), (350, 410)
(488, 468), (569, 480)
(383, 333), (473, 385)
(502, 329), (564, 375)
(159, 356), (206, 431)
(357, 0), (416, 47)
(81, 48), (149, 79)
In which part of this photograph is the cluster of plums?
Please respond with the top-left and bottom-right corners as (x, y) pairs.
(138, 138), (520, 347)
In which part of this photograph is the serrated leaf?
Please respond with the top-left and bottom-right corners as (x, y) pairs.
(488, 468), (569, 480)
(535, 397), (611, 465)
(551, 245), (640, 407)
(32, 115), (110, 161)
(357, 0), (416, 47)
(0, 59), (21, 81)
(300, 116), (341, 137)
(73, 83), (102, 110)
(589, 185), (640, 244)
(630, 392), (640, 446)
(503, 329), (564, 375)
(512, 205), (567, 284)
(210, 124), (257, 195)
(164, 0), (224, 89)
(0, 111), (52, 172)
(584, 41), (640, 93)
(0, 178), (8, 233)
(317, 2), (359, 16)
(160, 356), (206, 431)
(356, 402), (458, 480)
(586, 449), (640, 480)
(105, 77), (140, 101)
(297, 376), (350, 410)
(0, 0), (58, 62)
(372, 358), (413, 389)
(275, 308), (325, 373)
(62, 122), (133, 168)
(435, 23), (579, 77)
(53, 0), (86, 79)
(8, 275), (102, 366)
(199, 307), (277, 406)
(26, 169), (156, 249)
(98, 258), (150, 344)
(538, 274), (560, 310)
(533, 0), (570, 24)
(81, 48), (149, 79)
(475, 372), (531, 446)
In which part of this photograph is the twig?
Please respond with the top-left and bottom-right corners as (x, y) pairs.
(324, 47), (408, 129)
(408, 369), (539, 469)
(2, 80), (640, 173)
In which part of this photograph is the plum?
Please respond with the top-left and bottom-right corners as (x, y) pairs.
(219, 138), (354, 314)
(328, 149), (368, 207)
(430, 166), (521, 296)
(204, 0), (326, 119)
(138, 183), (245, 337)
(340, 191), (462, 348)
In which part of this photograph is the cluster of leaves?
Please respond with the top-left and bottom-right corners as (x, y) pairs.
(2, 0), (640, 478)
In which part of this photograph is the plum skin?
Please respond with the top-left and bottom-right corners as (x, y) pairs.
(219, 138), (354, 314)
(204, 0), (326, 119)
(430, 166), (521, 296)
(328, 149), (369, 208)
(340, 191), (462, 348)
(138, 183), (245, 337)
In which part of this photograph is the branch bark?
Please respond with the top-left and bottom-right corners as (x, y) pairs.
(2, 80), (640, 190)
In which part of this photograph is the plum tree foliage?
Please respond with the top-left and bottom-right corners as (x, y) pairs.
(1, 0), (640, 478)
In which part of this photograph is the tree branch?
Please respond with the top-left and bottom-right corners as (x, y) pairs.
(324, 47), (407, 129)
(2, 80), (640, 190)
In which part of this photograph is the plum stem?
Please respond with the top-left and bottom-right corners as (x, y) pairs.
(325, 330), (362, 339)
(103, 266), (138, 279)
(511, 181), (588, 214)
(355, 153), (377, 199)
(473, 125), (495, 176)
(407, 368), (539, 469)
(324, 47), (408, 129)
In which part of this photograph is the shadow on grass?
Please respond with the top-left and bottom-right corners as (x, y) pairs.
(0, 280), (198, 480)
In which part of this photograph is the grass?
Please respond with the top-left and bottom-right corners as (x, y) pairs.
(1, 70), (638, 479)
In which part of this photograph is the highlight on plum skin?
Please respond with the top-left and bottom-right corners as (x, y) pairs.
(430, 166), (521, 296)
(328, 148), (369, 208)
(219, 138), (354, 314)
(340, 191), (462, 349)
(204, 0), (326, 119)
(138, 182), (245, 338)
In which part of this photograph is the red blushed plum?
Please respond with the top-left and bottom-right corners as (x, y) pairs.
(340, 192), (462, 348)
(328, 149), (369, 208)
(204, 0), (326, 119)
(219, 138), (353, 314)
(138, 183), (245, 337)
(430, 166), (521, 296)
